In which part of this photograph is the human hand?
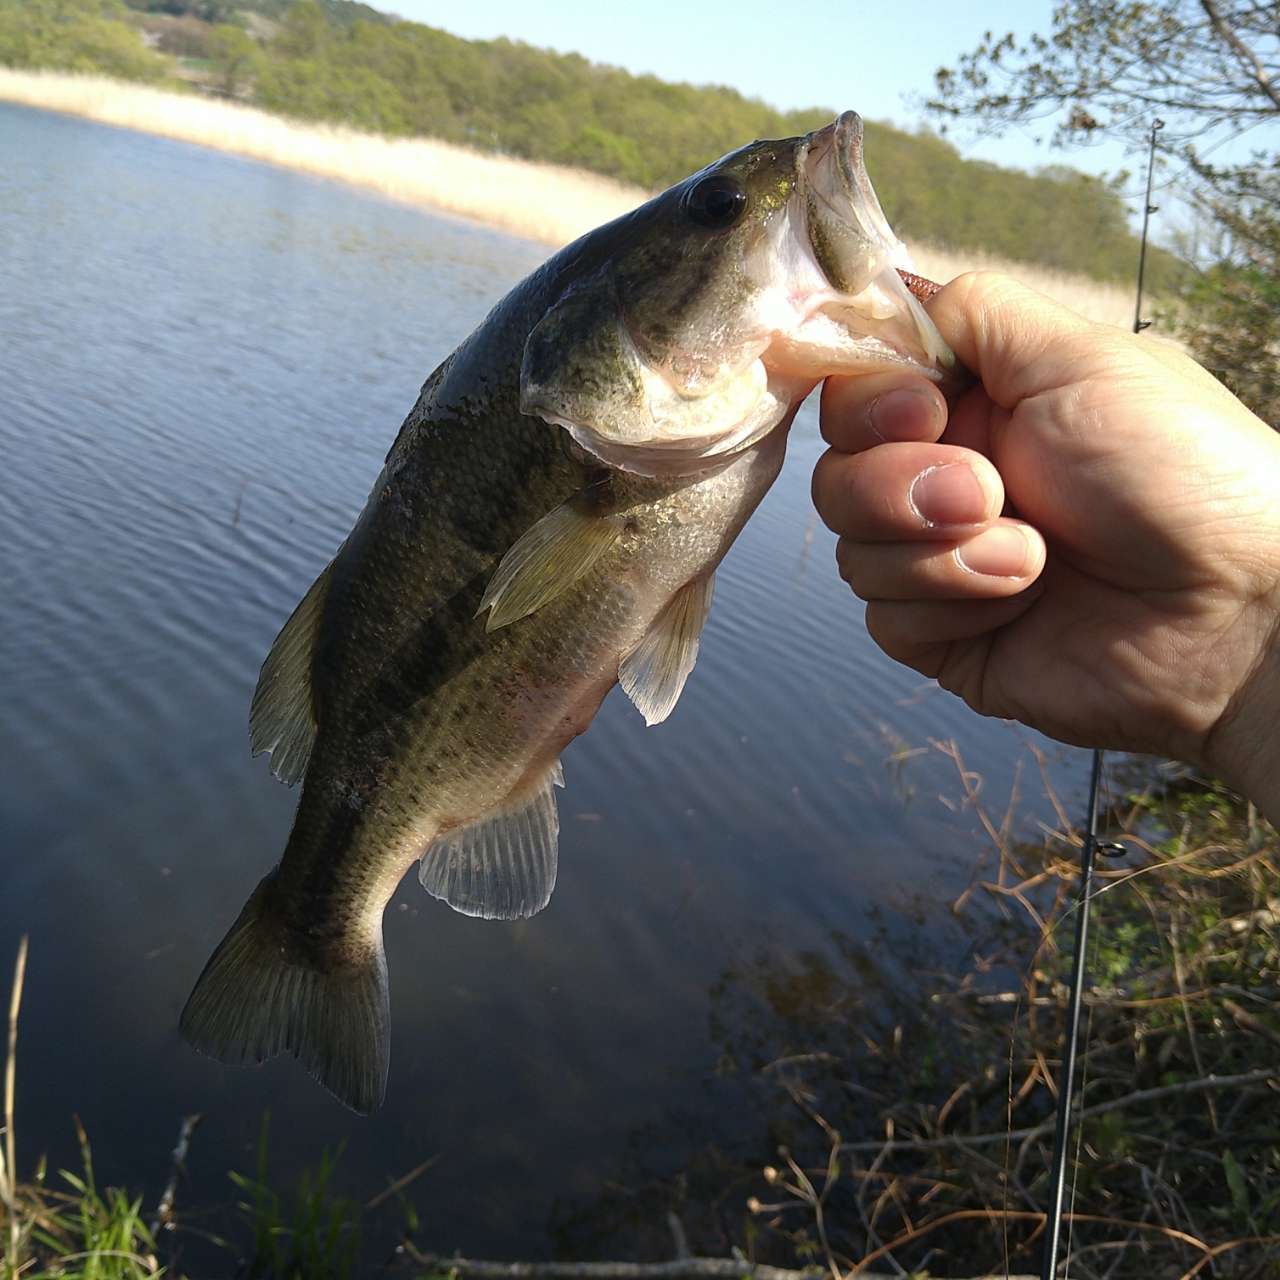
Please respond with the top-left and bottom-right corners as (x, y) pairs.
(812, 272), (1280, 822)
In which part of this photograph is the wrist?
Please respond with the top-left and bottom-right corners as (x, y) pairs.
(1201, 605), (1280, 828)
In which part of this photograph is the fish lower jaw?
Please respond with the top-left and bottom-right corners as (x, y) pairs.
(754, 271), (951, 380)
(762, 330), (945, 381)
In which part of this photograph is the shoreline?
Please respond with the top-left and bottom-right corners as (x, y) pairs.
(0, 68), (649, 248)
(0, 69), (1138, 327)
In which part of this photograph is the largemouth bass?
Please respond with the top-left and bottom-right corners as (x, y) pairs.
(181, 112), (958, 1113)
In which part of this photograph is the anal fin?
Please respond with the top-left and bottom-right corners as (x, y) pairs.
(418, 761), (564, 919)
(619, 574), (715, 726)
(249, 562), (333, 785)
(479, 482), (622, 631)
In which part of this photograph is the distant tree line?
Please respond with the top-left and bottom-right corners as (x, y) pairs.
(0, 0), (1182, 290)
(231, 0), (1179, 287)
(863, 127), (1154, 284)
(0, 0), (167, 81)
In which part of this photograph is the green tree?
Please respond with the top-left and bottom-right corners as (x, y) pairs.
(256, 54), (406, 131)
(860, 122), (1182, 289)
(0, 0), (167, 80)
(929, 0), (1280, 424)
(554, 124), (643, 178)
(241, 0), (1169, 284)
(271, 0), (329, 58)
(256, 1), (408, 131)
(1176, 164), (1280, 425)
(209, 22), (260, 96)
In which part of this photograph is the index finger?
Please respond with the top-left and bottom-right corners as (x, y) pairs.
(819, 371), (947, 455)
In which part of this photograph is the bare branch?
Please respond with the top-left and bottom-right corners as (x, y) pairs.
(1200, 0), (1280, 110)
(836, 1065), (1280, 1156)
(434, 1260), (885, 1280)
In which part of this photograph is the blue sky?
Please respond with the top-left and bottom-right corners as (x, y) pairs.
(385, 0), (1144, 183)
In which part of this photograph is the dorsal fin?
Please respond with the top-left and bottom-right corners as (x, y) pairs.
(619, 574), (715, 726)
(249, 562), (333, 785)
(478, 481), (623, 631)
(418, 761), (564, 919)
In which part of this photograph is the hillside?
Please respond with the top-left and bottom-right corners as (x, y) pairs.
(0, 0), (1181, 289)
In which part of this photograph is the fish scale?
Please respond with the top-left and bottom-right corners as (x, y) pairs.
(181, 111), (962, 1113)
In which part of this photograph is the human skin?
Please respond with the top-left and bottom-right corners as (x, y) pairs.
(810, 271), (1280, 827)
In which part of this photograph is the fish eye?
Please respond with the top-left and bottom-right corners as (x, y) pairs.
(683, 175), (748, 229)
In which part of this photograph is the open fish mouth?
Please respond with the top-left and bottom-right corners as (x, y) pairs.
(801, 110), (907, 297)
(760, 110), (955, 382)
(519, 111), (959, 478)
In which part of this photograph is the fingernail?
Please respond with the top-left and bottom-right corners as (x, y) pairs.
(910, 463), (987, 526)
(869, 387), (943, 442)
(956, 526), (1034, 577)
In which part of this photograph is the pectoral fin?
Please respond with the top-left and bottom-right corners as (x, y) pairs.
(479, 483), (622, 631)
(619, 574), (715, 726)
(418, 761), (564, 920)
(249, 562), (333, 785)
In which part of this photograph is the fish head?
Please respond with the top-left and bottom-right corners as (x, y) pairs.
(520, 111), (959, 476)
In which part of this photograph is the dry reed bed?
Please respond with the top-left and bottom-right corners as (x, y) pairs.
(910, 245), (1140, 331)
(0, 69), (648, 247)
(0, 70), (1141, 330)
(719, 751), (1280, 1279)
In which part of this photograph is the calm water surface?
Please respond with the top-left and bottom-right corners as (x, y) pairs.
(0, 102), (1089, 1260)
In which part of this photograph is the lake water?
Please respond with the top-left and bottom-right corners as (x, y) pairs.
(0, 102), (1090, 1265)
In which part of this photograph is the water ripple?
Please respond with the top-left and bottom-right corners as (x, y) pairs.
(0, 102), (1089, 1256)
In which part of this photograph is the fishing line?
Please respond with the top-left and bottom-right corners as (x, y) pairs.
(1038, 116), (1163, 1280)
(1064, 902), (1101, 1274)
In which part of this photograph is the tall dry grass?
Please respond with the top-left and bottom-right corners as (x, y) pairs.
(0, 70), (1149, 329)
(0, 69), (648, 246)
(909, 242), (1140, 330)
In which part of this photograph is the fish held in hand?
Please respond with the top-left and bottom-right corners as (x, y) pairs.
(179, 111), (958, 1113)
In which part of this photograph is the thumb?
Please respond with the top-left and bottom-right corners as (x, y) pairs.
(924, 271), (1119, 413)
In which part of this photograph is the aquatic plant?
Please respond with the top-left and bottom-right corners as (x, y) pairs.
(25, 1120), (163, 1280)
(0, 939), (165, 1280)
(552, 750), (1280, 1278)
(228, 1120), (359, 1280)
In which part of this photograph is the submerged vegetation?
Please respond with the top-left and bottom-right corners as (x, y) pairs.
(0, 0), (1182, 288)
(553, 753), (1280, 1278)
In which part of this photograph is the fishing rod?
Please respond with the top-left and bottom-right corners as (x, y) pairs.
(1037, 749), (1102, 1280)
(1133, 119), (1165, 334)
(1038, 116), (1163, 1280)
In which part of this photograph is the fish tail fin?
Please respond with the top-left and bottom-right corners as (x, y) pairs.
(179, 875), (389, 1115)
